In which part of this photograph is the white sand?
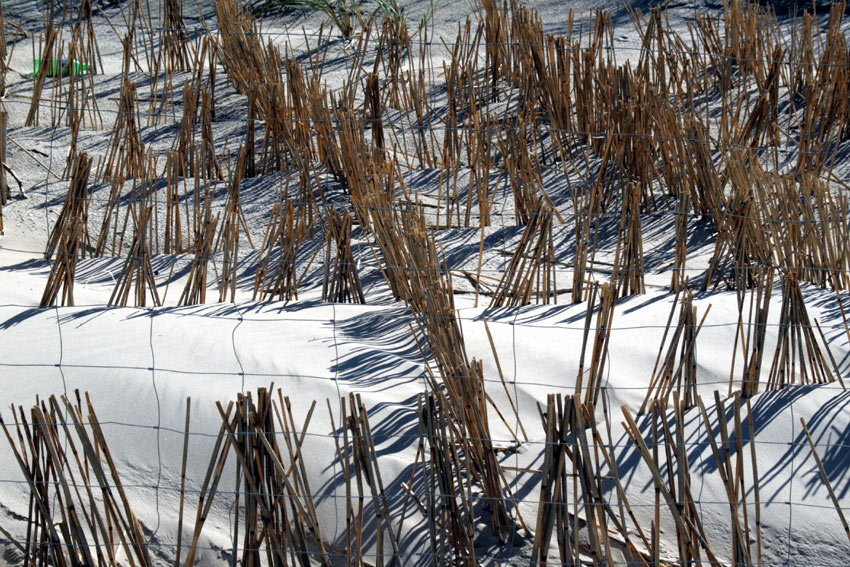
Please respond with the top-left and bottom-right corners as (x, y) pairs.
(1, 1), (850, 566)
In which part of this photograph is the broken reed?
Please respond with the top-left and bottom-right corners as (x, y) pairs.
(0, 392), (152, 567)
(41, 152), (92, 307)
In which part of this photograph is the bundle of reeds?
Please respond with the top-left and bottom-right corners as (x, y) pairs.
(199, 87), (223, 182)
(575, 282), (615, 411)
(0, 392), (152, 567)
(146, 47), (177, 127)
(497, 124), (547, 226)
(794, 3), (849, 177)
(417, 392), (477, 567)
(181, 389), (333, 567)
(97, 80), (146, 183)
(766, 272), (842, 390)
(640, 287), (711, 414)
(328, 393), (402, 566)
(283, 59), (315, 164)
(703, 151), (772, 291)
(95, 148), (162, 259)
(684, 119), (723, 222)
(414, 344), (525, 542)
(323, 208), (365, 303)
(671, 193), (690, 292)
(307, 81), (345, 184)
(60, 39), (91, 177)
(164, 151), (185, 254)
(479, 0), (513, 97)
(41, 153), (92, 307)
(360, 198), (527, 540)
(754, 170), (850, 291)
(374, 15), (412, 111)
(179, 203), (218, 306)
(25, 24), (56, 127)
(73, 0), (102, 75)
(55, 26), (101, 132)
(611, 181), (645, 297)
(92, 176), (127, 257)
(570, 178), (600, 304)
(408, 28), (440, 170)
(108, 203), (161, 307)
(490, 201), (556, 307)
(334, 104), (392, 227)
(216, 147), (251, 303)
(125, 0), (157, 73)
(735, 46), (782, 150)
(733, 268), (773, 398)
(533, 393), (653, 567)
(170, 82), (196, 178)
(214, 0), (283, 104)
(253, 195), (317, 302)
(160, 0), (191, 73)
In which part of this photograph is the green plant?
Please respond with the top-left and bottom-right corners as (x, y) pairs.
(252, 0), (364, 37)
(372, 0), (400, 21)
(253, 0), (408, 38)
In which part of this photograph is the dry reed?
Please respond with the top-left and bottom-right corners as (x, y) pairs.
(41, 153), (92, 307)
(0, 392), (152, 567)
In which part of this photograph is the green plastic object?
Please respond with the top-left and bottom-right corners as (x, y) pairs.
(32, 58), (88, 77)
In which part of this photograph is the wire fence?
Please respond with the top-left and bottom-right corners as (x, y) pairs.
(5, 93), (850, 157)
(1, 295), (850, 565)
(3, 3), (850, 564)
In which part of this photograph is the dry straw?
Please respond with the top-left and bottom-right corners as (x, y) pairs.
(41, 153), (93, 307)
(323, 207), (365, 303)
(0, 392), (152, 567)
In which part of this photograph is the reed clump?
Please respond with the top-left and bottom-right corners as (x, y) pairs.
(0, 392), (152, 567)
(41, 153), (93, 307)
